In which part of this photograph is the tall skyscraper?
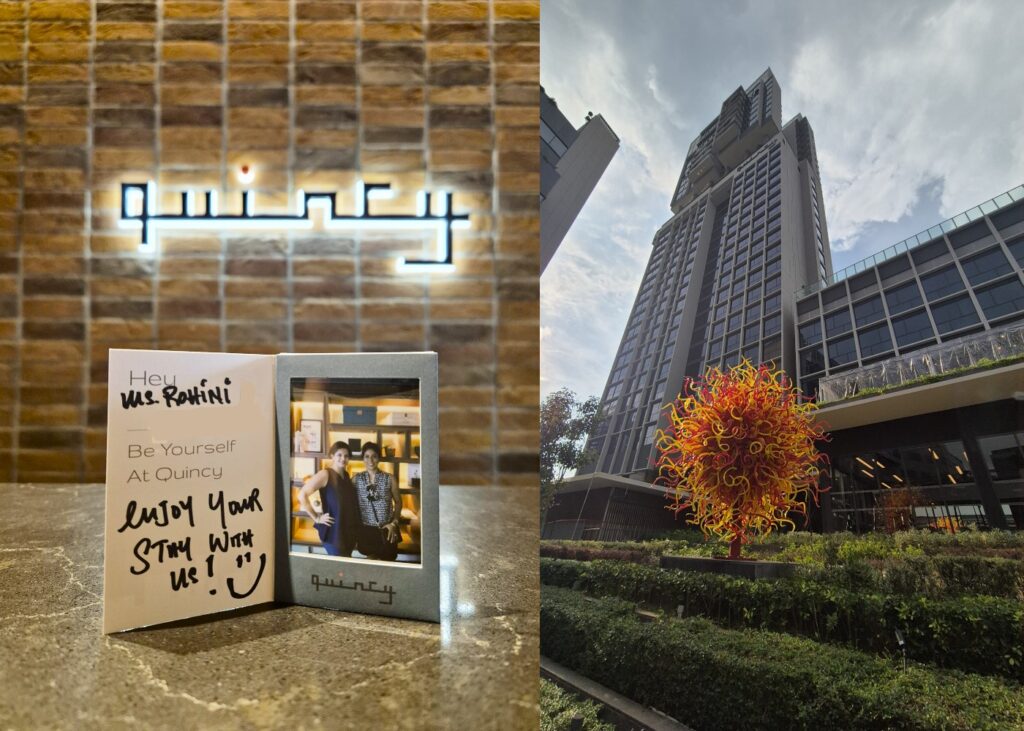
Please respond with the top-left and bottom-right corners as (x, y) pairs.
(583, 68), (830, 480)
(540, 87), (619, 273)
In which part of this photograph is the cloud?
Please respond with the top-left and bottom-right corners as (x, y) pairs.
(787, 0), (1024, 255)
(541, 5), (691, 194)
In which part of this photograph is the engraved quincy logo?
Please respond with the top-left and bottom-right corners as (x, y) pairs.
(311, 573), (396, 606)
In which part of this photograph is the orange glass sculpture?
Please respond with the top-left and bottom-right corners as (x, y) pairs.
(655, 360), (829, 559)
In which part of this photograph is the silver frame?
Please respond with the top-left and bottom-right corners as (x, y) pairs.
(275, 352), (440, 622)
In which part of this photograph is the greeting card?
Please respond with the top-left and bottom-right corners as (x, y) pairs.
(102, 350), (439, 633)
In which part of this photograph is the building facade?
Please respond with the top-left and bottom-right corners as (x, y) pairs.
(545, 69), (833, 539)
(582, 69), (830, 481)
(539, 87), (619, 273)
(799, 186), (1024, 532)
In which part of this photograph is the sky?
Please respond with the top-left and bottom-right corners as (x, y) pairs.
(539, 0), (1024, 402)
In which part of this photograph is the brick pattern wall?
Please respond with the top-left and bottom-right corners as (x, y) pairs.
(0, 0), (539, 486)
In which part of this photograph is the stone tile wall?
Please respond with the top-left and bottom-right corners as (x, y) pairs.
(0, 0), (539, 486)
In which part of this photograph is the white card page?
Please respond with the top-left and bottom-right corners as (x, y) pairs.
(103, 350), (276, 633)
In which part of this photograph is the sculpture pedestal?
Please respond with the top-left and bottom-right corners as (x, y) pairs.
(659, 554), (796, 580)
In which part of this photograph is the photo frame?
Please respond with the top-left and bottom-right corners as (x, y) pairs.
(299, 419), (322, 453)
(274, 352), (440, 623)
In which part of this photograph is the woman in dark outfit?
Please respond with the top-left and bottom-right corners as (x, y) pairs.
(353, 441), (403, 561)
(297, 441), (360, 557)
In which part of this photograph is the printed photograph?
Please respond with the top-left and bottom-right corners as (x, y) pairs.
(289, 378), (422, 565)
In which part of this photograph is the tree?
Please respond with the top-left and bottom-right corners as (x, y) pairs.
(540, 388), (601, 522)
(655, 360), (829, 559)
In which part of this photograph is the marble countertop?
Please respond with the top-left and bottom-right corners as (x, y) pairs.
(0, 484), (539, 730)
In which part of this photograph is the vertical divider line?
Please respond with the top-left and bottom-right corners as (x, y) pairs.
(83, 0), (96, 481)
(353, 0), (363, 353)
(286, 0), (296, 353)
(421, 0), (429, 353)
(488, 0), (498, 487)
(12, 4), (26, 481)
(153, 0), (163, 349)
(219, 0), (228, 352)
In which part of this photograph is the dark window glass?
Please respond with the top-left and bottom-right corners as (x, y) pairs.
(763, 314), (781, 337)
(800, 377), (820, 400)
(764, 293), (781, 312)
(711, 321), (724, 338)
(766, 258), (782, 276)
(853, 296), (885, 326)
(800, 346), (825, 374)
(762, 335), (781, 361)
(857, 323), (893, 358)
(930, 294), (980, 334)
(728, 313), (742, 331)
(726, 332), (740, 351)
(1007, 237), (1024, 267)
(748, 269), (762, 286)
(744, 323), (759, 344)
(978, 432), (1024, 481)
(724, 351), (740, 368)
(961, 247), (1012, 286)
(765, 274), (781, 293)
(891, 310), (934, 347)
(708, 339), (722, 359)
(731, 295), (744, 312)
(746, 287), (761, 305)
(920, 265), (965, 301)
(974, 278), (1024, 320)
(827, 336), (857, 367)
(745, 304), (760, 323)
(799, 320), (822, 346)
(742, 344), (759, 363)
(714, 305), (727, 321)
(824, 307), (852, 337)
(885, 281), (923, 315)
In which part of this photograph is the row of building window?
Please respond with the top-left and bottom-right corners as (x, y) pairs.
(798, 276), (1024, 376)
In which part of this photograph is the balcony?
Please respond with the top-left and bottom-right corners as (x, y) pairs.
(817, 323), (1024, 404)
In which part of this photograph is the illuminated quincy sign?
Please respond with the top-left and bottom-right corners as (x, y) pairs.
(119, 181), (470, 273)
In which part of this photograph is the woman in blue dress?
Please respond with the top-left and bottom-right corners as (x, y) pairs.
(297, 441), (359, 557)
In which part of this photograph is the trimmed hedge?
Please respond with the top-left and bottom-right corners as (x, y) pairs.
(539, 543), (655, 565)
(539, 679), (614, 731)
(800, 555), (1024, 600)
(542, 529), (1024, 565)
(542, 543), (1024, 598)
(541, 586), (1024, 731)
(541, 558), (1024, 681)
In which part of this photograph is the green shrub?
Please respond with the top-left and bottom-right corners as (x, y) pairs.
(539, 543), (655, 565)
(798, 555), (1024, 600)
(539, 679), (615, 731)
(557, 529), (1024, 564)
(541, 586), (1024, 731)
(540, 558), (1024, 681)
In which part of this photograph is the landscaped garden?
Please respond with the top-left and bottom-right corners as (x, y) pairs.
(540, 362), (1024, 728)
(540, 529), (1024, 730)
